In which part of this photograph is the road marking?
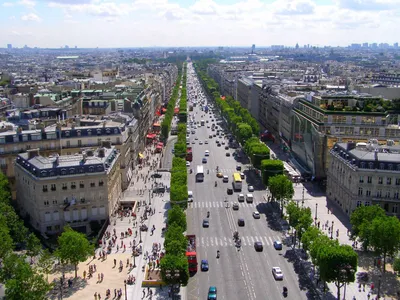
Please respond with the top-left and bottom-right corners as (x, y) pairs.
(215, 237), (218, 246)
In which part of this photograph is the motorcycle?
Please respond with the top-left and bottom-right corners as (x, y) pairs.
(283, 286), (288, 297)
(207, 211), (210, 218)
(140, 225), (148, 232)
(216, 250), (220, 259)
(215, 181), (217, 187)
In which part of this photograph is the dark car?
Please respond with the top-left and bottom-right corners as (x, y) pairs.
(225, 146), (229, 150)
(225, 152), (230, 157)
(232, 203), (239, 210)
(203, 219), (209, 228)
(151, 173), (162, 178)
(254, 241), (263, 252)
(227, 187), (233, 195)
(236, 165), (242, 171)
(238, 218), (245, 226)
(201, 259), (209, 271)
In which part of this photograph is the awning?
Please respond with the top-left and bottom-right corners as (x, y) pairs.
(153, 123), (160, 127)
(138, 153), (144, 158)
(146, 134), (156, 139)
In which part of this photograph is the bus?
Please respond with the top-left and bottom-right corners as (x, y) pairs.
(200, 120), (205, 126)
(196, 165), (204, 182)
(232, 172), (242, 191)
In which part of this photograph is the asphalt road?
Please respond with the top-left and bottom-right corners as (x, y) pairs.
(185, 63), (310, 300)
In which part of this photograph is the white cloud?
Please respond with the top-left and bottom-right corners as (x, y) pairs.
(336, 0), (400, 11)
(9, 15), (16, 20)
(19, 0), (36, 8)
(21, 13), (42, 22)
(272, 0), (315, 15)
(49, 1), (134, 17)
(2, 2), (15, 6)
(190, 0), (218, 15)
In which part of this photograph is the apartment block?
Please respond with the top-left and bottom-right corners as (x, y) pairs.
(327, 141), (400, 217)
(15, 144), (121, 234)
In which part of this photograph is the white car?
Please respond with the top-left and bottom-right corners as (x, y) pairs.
(205, 140), (208, 144)
(186, 161), (190, 167)
(252, 212), (260, 219)
(199, 141), (203, 145)
(205, 150), (210, 156)
(223, 175), (229, 183)
(272, 267), (283, 280)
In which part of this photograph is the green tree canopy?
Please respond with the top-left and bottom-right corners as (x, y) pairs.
(36, 249), (55, 281)
(160, 253), (189, 287)
(261, 159), (284, 185)
(26, 233), (42, 262)
(167, 205), (187, 232)
(268, 174), (294, 201)
(55, 226), (94, 278)
(301, 226), (324, 252)
(0, 217), (14, 259)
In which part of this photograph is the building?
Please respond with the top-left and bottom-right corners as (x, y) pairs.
(291, 94), (400, 179)
(327, 141), (400, 217)
(15, 143), (121, 235)
(7, 44), (12, 49)
(237, 78), (254, 111)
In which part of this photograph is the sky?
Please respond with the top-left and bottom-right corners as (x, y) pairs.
(1, 0), (399, 48)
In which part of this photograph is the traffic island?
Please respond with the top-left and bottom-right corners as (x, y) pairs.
(141, 266), (166, 287)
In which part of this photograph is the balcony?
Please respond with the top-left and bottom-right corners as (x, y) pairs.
(80, 184), (84, 188)
(71, 185), (76, 189)
(62, 186), (67, 190)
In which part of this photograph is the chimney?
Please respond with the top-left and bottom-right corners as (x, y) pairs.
(98, 148), (105, 158)
(346, 142), (356, 151)
(81, 151), (87, 164)
(27, 148), (40, 159)
(101, 140), (112, 149)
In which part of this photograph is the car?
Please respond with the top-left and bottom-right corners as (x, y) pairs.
(216, 140), (220, 144)
(225, 146), (229, 150)
(238, 218), (245, 226)
(199, 141), (203, 145)
(201, 259), (209, 271)
(205, 150), (210, 156)
(238, 194), (244, 202)
(227, 187), (233, 195)
(186, 161), (190, 167)
(202, 219), (209, 228)
(248, 185), (254, 192)
(226, 152), (230, 157)
(221, 141), (225, 145)
(272, 267), (284, 280)
(217, 172), (223, 178)
(208, 286), (217, 300)
(232, 203), (239, 210)
(252, 211), (260, 219)
(273, 240), (283, 250)
(254, 241), (263, 251)
(188, 191), (194, 202)
(191, 130), (195, 134)
(236, 165), (242, 171)
(192, 141), (196, 144)
(151, 173), (162, 178)
(186, 141), (190, 145)
(209, 134), (213, 138)
(202, 158), (207, 163)
(223, 175), (229, 183)
(195, 137), (198, 140)
(240, 173), (245, 179)
(217, 143), (221, 147)
(205, 140), (208, 144)
(213, 134), (217, 137)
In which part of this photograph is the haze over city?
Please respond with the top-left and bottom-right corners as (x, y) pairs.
(2, 0), (400, 48)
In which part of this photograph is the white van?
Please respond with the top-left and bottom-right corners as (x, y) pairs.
(246, 194), (254, 203)
(238, 194), (245, 202)
(188, 191), (194, 202)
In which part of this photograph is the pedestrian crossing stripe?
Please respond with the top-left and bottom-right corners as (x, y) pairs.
(191, 201), (261, 208)
(195, 235), (282, 247)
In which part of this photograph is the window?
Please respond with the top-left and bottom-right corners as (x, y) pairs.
(366, 190), (371, 197)
(378, 177), (383, 184)
(66, 141), (70, 147)
(53, 199), (58, 204)
(369, 162), (374, 169)
(359, 176), (364, 183)
(361, 162), (366, 168)
(396, 178), (400, 185)
(69, 168), (75, 174)
(55, 225), (61, 231)
(379, 163), (385, 170)
(358, 187), (363, 196)
(99, 180), (104, 186)
(367, 176), (372, 183)
(395, 192), (399, 199)
(61, 169), (67, 175)
(65, 131), (70, 137)
(51, 184), (56, 191)
(376, 190), (382, 198)
(388, 164), (394, 170)
(46, 226), (52, 232)
(44, 200), (49, 206)
(62, 183), (67, 190)
(90, 182), (95, 188)
(78, 140), (82, 147)
(393, 204), (398, 214)
(365, 201), (370, 206)
(80, 181), (84, 188)
(356, 201), (362, 207)
(387, 178), (392, 185)
(385, 191), (391, 198)
(43, 185), (48, 192)
(71, 182), (76, 189)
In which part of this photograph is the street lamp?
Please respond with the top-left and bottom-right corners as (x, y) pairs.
(132, 252), (136, 268)
(139, 227), (142, 243)
(330, 221), (334, 239)
(377, 274), (382, 298)
(165, 269), (180, 300)
(315, 203), (318, 225)
(124, 280), (127, 300)
(148, 188), (152, 205)
(302, 186), (305, 207)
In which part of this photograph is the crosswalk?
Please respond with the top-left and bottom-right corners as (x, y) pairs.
(196, 235), (282, 247)
(191, 201), (261, 208)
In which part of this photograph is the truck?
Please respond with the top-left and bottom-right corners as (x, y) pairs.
(186, 235), (198, 273)
(186, 147), (193, 162)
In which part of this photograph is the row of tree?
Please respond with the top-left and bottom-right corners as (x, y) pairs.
(160, 205), (189, 287)
(161, 63), (183, 140)
(178, 64), (188, 122)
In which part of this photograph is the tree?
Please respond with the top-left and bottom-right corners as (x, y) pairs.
(0, 253), (53, 300)
(26, 233), (42, 264)
(0, 217), (14, 259)
(301, 226), (323, 252)
(167, 205), (187, 232)
(369, 216), (400, 272)
(160, 253), (189, 287)
(261, 160), (284, 185)
(350, 205), (386, 250)
(268, 175), (294, 215)
(36, 249), (55, 281)
(318, 244), (357, 300)
(0, 202), (28, 245)
(164, 239), (186, 256)
(55, 226), (94, 278)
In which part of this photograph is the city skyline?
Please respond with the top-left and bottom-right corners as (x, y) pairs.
(1, 0), (400, 48)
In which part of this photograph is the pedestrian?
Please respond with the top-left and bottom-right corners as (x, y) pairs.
(94, 292), (97, 300)
(114, 289), (117, 298)
(83, 270), (87, 279)
(147, 286), (150, 294)
(367, 293), (370, 300)
(98, 294), (101, 300)
(114, 259), (116, 267)
(94, 264), (97, 272)
(98, 273), (100, 282)
(101, 273), (104, 281)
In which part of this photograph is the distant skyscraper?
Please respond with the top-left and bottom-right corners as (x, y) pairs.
(251, 44), (255, 54)
(75, 45), (77, 49)
(65, 45), (69, 49)
(394, 42), (398, 48)
(295, 43), (299, 49)
(363, 43), (369, 48)
(7, 44), (12, 49)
